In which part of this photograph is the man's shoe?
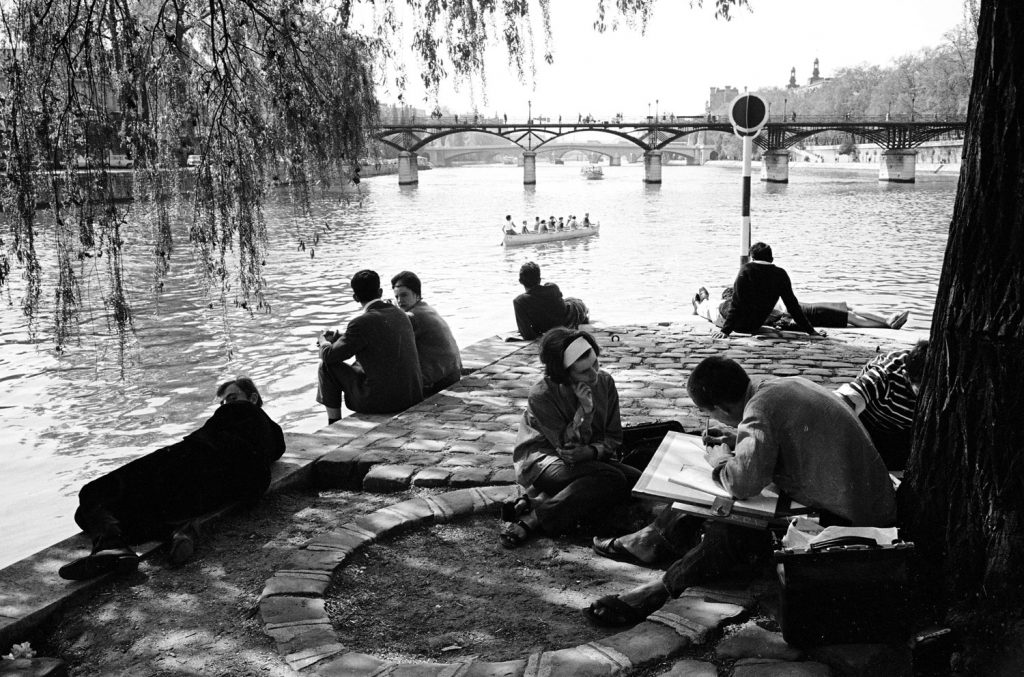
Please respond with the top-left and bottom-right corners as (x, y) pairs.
(169, 523), (199, 566)
(59, 547), (139, 581)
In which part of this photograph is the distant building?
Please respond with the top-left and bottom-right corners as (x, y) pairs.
(784, 59), (831, 92)
(707, 86), (739, 116)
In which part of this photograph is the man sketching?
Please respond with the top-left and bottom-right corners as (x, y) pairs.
(586, 356), (895, 627)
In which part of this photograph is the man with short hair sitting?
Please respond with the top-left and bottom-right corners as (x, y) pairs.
(715, 242), (824, 338)
(586, 356), (895, 627)
(317, 269), (423, 422)
(513, 261), (589, 340)
(391, 270), (463, 397)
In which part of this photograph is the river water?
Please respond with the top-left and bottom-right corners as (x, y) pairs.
(0, 161), (957, 566)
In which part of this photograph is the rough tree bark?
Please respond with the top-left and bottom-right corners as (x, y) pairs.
(906, 0), (1024, 604)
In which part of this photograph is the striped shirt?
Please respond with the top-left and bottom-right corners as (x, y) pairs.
(839, 349), (917, 433)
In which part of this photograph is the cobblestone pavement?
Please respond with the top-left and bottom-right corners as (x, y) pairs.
(259, 321), (919, 676)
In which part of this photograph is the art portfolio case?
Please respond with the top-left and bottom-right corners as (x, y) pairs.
(774, 538), (916, 646)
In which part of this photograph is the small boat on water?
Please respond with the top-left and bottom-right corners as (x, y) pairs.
(503, 222), (600, 247)
(581, 165), (604, 180)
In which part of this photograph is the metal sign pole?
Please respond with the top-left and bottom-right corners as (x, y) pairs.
(728, 93), (768, 266)
(741, 135), (753, 264)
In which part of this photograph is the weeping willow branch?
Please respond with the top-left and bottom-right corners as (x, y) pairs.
(0, 0), (670, 353)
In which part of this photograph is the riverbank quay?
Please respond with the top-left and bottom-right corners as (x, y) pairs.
(2, 320), (934, 676)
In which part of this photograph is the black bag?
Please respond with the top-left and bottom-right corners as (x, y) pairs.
(774, 538), (915, 646)
(619, 420), (685, 469)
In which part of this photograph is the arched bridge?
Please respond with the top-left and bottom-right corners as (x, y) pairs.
(374, 115), (966, 185)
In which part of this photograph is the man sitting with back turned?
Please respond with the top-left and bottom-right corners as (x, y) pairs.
(586, 356), (895, 627)
(513, 261), (589, 339)
(391, 270), (463, 397)
(317, 269), (423, 422)
(59, 377), (285, 580)
(715, 242), (824, 338)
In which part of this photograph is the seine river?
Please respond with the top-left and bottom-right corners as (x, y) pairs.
(0, 161), (957, 566)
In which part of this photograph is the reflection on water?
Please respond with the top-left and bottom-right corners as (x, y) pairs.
(0, 162), (957, 565)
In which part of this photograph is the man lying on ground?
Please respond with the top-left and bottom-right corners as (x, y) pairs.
(693, 286), (910, 331)
(59, 377), (285, 581)
(585, 356), (895, 627)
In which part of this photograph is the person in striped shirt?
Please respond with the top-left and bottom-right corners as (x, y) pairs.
(835, 340), (929, 470)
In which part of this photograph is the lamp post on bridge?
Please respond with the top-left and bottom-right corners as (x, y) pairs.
(783, 98), (787, 122)
(656, 99), (659, 122)
(911, 95), (916, 122)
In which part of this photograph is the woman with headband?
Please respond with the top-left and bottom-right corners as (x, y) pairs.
(500, 328), (640, 548)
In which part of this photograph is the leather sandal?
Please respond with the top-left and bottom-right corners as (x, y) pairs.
(583, 595), (648, 627)
(498, 520), (532, 549)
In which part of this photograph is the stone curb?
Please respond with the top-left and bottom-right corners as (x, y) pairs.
(258, 486), (758, 676)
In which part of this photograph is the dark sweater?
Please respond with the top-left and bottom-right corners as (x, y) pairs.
(513, 283), (566, 339)
(721, 262), (816, 335)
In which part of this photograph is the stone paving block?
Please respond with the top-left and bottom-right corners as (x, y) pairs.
(367, 436), (409, 450)
(716, 622), (803, 661)
(387, 663), (465, 676)
(423, 488), (482, 522)
(313, 651), (387, 676)
(807, 643), (911, 677)
(260, 571), (333, 600)
(313, 448), (363, 489)
(354, 506), (412, 537)
(489, 467), (517, 484)
(461, 659), (528, 676)
(285, 642), (347, 672)
(280, 548), (349, 573)
(412, 467), (452, 487)
(307, 523), (376, 553)
(267, 621), (337, 657)
(528, 643), (633, 676)
(402, 439), (448, 452)
(731, 658), (831, 677)
(680, 586), (756, 608)
(440, 453), (493, 468)
(446, 441), (490, 454)
(362, 464), (416, 492)
(450, 467), (492, 487)
(260, 596), (329, 627)
(452, 429), (487, 441)
(596, 620), (692, 666)
(664, 659), (718, 677)
(649, 597), (747, 643)
(0, 658), (67, 677)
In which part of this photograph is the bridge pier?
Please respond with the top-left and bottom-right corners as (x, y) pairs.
(760, 150), (790, 183)
(644, 151), (662, 184)
(878, 149), (916, 183)
(609, 156), (621, 167)
(398, 151), (419, 185)
(523, 151), (537, 185)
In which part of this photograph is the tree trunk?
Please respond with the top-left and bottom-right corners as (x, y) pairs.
(906, 0), (1024, 603)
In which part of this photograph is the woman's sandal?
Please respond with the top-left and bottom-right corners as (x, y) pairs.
(583, 595), (649, 627)
(499, 520), (532, 549)
(500, 496), (532, 523)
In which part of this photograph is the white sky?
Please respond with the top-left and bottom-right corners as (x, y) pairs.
(366, 0), (968, 118)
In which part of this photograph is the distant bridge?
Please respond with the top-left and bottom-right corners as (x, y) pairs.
(373, 115), (966, 185)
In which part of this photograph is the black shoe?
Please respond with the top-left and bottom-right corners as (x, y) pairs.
(59, 547), (139, 581)
(168, 523), (198, 566)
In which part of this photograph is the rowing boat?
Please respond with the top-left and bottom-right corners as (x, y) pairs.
(503, 222), (600, 247)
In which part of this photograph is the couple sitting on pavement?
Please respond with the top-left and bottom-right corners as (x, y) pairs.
(316, 269), (462, 423)
(697, 242), (909, 337)
(513, 261), (589, 340)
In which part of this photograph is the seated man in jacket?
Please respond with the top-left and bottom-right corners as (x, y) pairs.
(59, 377), (285, 580)
(317, 269), (423, 421)
(715, 242), (824, 338)
(513, 261), (589, 339)
(586, 356), (895, 626)
(391, 270), (463, 396)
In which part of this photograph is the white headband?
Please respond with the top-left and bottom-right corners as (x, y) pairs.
(562, 336), (593, 368)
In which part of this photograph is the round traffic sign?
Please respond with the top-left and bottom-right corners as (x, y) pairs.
(729, 94), (768, 135)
